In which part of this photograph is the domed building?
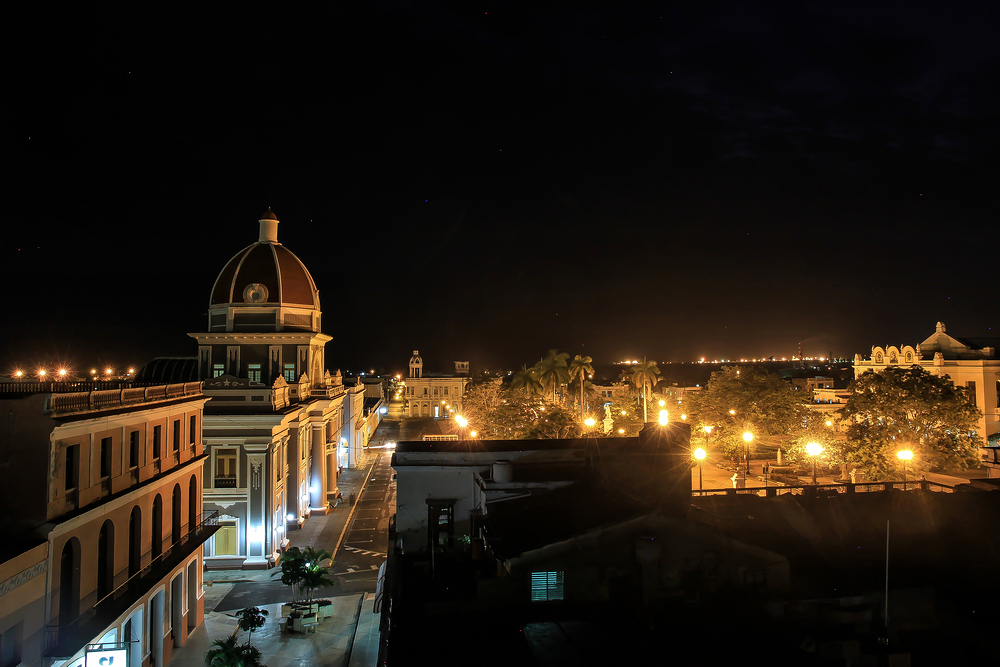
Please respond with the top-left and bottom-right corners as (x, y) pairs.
(188, 210), (371, 569)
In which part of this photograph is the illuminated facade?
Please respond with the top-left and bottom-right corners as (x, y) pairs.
(854, 322), (1000, 449)
(188, 210), (369, 570)
(403, 351), (471, 418)
(0, 382), (214, 667)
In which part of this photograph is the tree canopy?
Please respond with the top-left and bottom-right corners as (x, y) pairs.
(838, 366), (982, 478)
(685, 365), (809, 458)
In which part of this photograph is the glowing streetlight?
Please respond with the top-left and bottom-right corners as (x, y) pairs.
(584, 417), (595, 428)
(703, 425), (713, 445)
(469, 431), (477, 438)
(825, 420), (833, 427)
(742, 431), (753, 474)
(13, 370), (23, 378)
(693, 448), (706, 490)
(58, 369), (67, 379)
(38, 369), (46, 378)
(105, 368), (113, 376)
(729, 409), (736, 416)
(455, 415), (468, 428)
(658, 400), (666, 407)
(897, 450), (913, 490)
(658, 410), (669, 426)
(805, 442), (824, 485)
(618, 428), (625, 434)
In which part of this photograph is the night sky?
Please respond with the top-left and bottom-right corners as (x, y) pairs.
(5, 1), (998, 375)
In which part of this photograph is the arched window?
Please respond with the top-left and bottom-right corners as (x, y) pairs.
(171, 485), (182, 547)
(189, 475), (198, 535)
(152, 495), (163, 559)
(98, 520), (114, 601)
(59, 538), (81, 627)
(128, 506), (142, 576)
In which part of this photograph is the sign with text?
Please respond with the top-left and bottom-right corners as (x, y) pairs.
(85, 647), (128, 667)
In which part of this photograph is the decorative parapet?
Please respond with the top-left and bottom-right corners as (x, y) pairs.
(43, 382), (203, 416)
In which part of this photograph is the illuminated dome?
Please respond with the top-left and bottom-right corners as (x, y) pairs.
(207, 209), (321, 333)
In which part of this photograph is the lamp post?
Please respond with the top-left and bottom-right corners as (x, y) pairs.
(703, 425), (713, 446)
(658, 410), (669, 426)
(693, 448), (706, 490)
(455, 415), (468, 439)
(897, 450), (913, 490)
(742, 431), (753, 475)
(806, 442), (823, 485)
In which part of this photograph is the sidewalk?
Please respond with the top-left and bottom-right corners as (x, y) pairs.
(204, 450), (379, 586)
(171, 451), (382, 667)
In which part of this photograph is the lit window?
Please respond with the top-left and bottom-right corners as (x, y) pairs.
(248, 363), (262, 383)
(213, 363), (225, 378)
(530, 571), (564, 602)
(284, 364), (296, 382)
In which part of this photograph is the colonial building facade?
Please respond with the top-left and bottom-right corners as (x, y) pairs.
(188, 210), (369, 570)
(403, 350), (471, 418)
(0, 381), (214, 667)
(854, 322), (1000, 448)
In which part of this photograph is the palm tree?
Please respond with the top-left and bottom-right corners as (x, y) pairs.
(510, 364), (543, 398)
(205, 631), (264, 667)
(536, 350), (570, 404)
(235, 607), (269, 647)
(568, 354), (595, 417)
(630, 357), (661, 422)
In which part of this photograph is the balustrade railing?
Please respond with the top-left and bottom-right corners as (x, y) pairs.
(37, 382), (203, 415)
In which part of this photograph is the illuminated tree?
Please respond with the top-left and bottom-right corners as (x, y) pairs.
(630, 358), (661, 422)
(509, 364), (543, 398)
(568, 354), (595, 417)
(839, 366), (982, 478)
(685, 366), (808, 459)
(527, 405), (583, 439)
(536, 350), (570, 404)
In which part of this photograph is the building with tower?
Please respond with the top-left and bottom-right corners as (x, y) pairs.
(185, 209), (367, 570)
(403, 350), (472, 418)
(854, 322), (1000, 460)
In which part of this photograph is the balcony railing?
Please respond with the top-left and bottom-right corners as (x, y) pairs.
(214, 476), (238, 488)
(45, 511), (220, 659)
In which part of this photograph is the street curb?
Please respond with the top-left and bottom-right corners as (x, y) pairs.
(332, 454), (381, 560)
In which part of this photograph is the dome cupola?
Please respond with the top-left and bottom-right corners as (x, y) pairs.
(207, 209), (321, 332)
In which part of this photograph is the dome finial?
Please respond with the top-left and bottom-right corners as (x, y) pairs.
(259, 208), (279, 243)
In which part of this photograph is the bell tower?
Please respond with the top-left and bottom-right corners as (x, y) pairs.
(409, 350), (423, 378)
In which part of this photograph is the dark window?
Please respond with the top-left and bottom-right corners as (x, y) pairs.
(427, 501), (455, 551)
(189, 415), (197, 444)
(444, 387), (449, 395)
(215, 449), (237, 488)
(172, 420), (180, 452)
(100, 437), (112, 478)
(129, 431), (139, 468)
(967, 381), (978, 406)
(153, 425), (161, 459)
(996, 381), (1000, 409)
(65, 445), (78, 491)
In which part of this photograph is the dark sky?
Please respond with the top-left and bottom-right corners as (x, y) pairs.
(4, 1), (998, 375)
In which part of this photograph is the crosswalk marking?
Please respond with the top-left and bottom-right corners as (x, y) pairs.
(343, 545), (386, 557)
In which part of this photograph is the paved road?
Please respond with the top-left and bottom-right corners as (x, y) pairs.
(332, 454), (394, 593)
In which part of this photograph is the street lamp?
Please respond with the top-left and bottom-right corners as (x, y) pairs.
(742, 431), (753, 475)
(897, 450), (913, 490)
(658, 410), (669, 426)
(693, 448), (706, 490)
(806, 442), (823, 485)
(703, 425), (713, 445)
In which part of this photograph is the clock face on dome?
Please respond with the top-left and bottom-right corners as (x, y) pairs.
(243, 283), (269, 303)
